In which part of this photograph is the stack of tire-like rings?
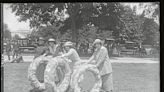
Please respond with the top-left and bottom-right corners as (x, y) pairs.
(44, 57), (71, 92)
(70, 64), (102, 92)
(28, 56), (71, 92)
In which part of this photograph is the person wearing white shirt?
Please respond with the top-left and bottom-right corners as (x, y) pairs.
(60, 41), (82, 70)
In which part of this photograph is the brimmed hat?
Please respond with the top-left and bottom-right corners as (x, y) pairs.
(38, 37), (44, 40)
(93, 39), (102, 45)
(64, 41), (73, 47)
(48, 38), (56, 42)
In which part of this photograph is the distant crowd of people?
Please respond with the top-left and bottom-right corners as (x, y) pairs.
(4, 40), (23, 63)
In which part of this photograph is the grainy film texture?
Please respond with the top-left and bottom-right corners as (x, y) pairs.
(2, 3), (159, 92)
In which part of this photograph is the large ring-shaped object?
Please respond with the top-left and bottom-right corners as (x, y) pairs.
(28, 55), (51, 91)
(70, 64), (102, 92)
(44, 57), (72, 92)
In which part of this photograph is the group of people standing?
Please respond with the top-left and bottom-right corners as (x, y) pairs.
(4, 40), (23, 63)
(31, 37), (113, 92)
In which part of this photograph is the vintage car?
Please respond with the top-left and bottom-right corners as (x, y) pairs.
(17, 38), (37, 53)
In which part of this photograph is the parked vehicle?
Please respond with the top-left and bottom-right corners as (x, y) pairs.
(17, 38), (37, 53)
(120, 41), (138, 55)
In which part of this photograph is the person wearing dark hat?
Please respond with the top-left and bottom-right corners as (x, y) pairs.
(45, 38), (61, 57)
(87, 39), (113, 92)
(5, 40), (12, 61)
(32, 37), (49, 83)
(10, 41), (24, 63)
(33, 37), (48, 59)
(34, 36), (47, 54)
(12, 41), (20, 59)
(44, 38), (65, 84)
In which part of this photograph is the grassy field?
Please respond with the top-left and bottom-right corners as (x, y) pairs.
(3, 63), (159, 92)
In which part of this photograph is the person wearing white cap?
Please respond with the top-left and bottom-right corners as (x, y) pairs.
(87, 39), (113, 92)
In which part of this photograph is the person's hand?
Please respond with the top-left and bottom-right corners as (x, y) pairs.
(87, 60), (95, 64)
(59, 52), (64, 55)
(86, 60), (91, 64)
(61, 57), (71, 63)
(39, 83), (45, 90)
(74, 62), (81, 66)
(87, 61), (92, 64)
(75, 61), (85, 66)
(56, 56), (62, 58)
(60, 55), (65, 57)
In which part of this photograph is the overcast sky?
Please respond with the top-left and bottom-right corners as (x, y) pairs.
(3, 4), (30, 34)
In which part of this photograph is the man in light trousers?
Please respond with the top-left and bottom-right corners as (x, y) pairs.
(88, 39), (113, 92)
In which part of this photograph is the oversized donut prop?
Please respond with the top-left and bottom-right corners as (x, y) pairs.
(70, 64), (102, 92)
(44, 57), (72, 92)
(28, 55), (51, 91)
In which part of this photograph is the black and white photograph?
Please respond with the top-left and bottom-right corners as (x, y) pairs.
(1, 2), (160, 92)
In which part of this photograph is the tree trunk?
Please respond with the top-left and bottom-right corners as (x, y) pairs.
(71, 15), (78, 48)
(68, 4), (80, 49)
(71, 17), (76, 42)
